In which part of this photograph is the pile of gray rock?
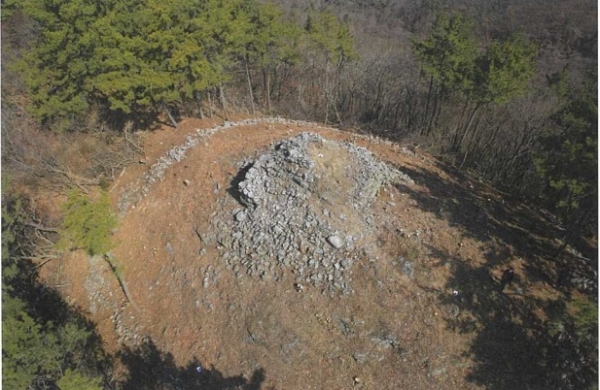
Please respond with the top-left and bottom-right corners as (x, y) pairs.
(118, 117), (409, 213)
(118, 118), (322, 213)
(211, 133), (412, 293)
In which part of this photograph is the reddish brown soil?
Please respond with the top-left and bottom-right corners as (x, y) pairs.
(46, 116), (590, 389)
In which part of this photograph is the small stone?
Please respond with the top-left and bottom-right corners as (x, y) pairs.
(354, 376), (361, 384)
(327, 235), (344, 249)
(398, 257), (415, 279)
(352, 353), (366, 364)
(450, 304), (460, 318)
(183, 179), (190, 186)
(234, 210), (247, 222)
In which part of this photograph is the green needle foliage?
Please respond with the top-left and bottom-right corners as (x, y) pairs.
(412, 12), (478, 95)
(414, 12), (537, 105)
(2, 183), (105, 390)
(2, 297), (103, 389)
(57, 369), (103, 390)
(473, 32), (537, 105)
(535, 68), (598, 231)
(305, 10), (356, 64)
(12, 0), (336, 129)
(413, 12), (537, 147)
(59, 189), (117, 256)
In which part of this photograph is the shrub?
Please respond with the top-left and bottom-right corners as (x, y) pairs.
(59, 189), (117, 256)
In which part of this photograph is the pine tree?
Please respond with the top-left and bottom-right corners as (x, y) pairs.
(412, 12), (478, 135)
(57, 369), (103, 390)
(535, 68), (598, 237)
(2, 183), (105, 390)
(412, 12), (477, 95)
(17, 0), (107, 129)
(304, 11), (356, 124)
(472, 32), (537, 105)
(59, 189), (117, 256)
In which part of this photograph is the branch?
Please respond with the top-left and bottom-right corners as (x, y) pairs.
(123, 126), (146, 158)
(26, 253), (60, 281)
(26, 222), (59, 233)
(39, 158), (98, 192)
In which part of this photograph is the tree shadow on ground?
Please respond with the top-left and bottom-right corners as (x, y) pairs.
(2, 257), (116, 386)
(433, 256), (597, 390)
(391, 160), (597, 389)
(119, 337), (266, 390)
(393, 161), (597, 287)
(6, 260), (268, 390)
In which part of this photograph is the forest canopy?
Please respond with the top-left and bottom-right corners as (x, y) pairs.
(6, 0), (354, 129)
(3, 0), (596, 246)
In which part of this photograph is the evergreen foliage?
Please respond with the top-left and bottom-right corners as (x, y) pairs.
(59, 189), (117, 256)
(2, 275), (106, 390)
(13, 0), (335, 128)
(2, 184), (106, 390)
(412, 12), (477, 95)
(16, 0), (104, 130)
(413, 13), (537, 105)
(535, 68), (598, 230)
(57, 369), (103, 390)
(473, 32), (537, 104)
(305, 10), (356, 64)
(412, 12), (538, 148)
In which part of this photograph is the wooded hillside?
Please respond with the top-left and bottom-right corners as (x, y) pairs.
(3, 0), (596, 235)
(1, 0), (597, 388)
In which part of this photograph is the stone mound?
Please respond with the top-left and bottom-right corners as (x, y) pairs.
(210, 133), (412, 293)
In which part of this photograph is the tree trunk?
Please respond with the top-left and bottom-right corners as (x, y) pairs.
(421, 75), (434, 135)
(244, 56), (255, 116)
(103, 255), (140, 312)
(276, 61), (289, 103)
(554, 211), (589, 257)
(405, 89), (417, 130)
(196, 91), (204, 119)
(392, 98), (403, 131)
(219, 82), (228, 120)
(207, 90), (213, 118)
(433, 85), (445, 129)
(452, 98), (470, 147)
(459, 111), (487, 169)
(425, 83), (440, 136)
(325, 59), (330, 125)
(263, 67), (272, 114)
(163, 103), (178, 128)
(332, 100), (343, 126)
(456, 103), (483, 151)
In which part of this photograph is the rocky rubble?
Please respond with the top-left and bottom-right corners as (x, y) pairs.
(209, 133), (413, 293)
(118, 117), (412, 213)
(84, 255), (142, 346)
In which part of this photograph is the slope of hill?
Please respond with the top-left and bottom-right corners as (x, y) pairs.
(43, 117), (597, 389)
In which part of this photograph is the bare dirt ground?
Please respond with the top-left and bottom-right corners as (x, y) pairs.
(44, 116), (597, 389)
